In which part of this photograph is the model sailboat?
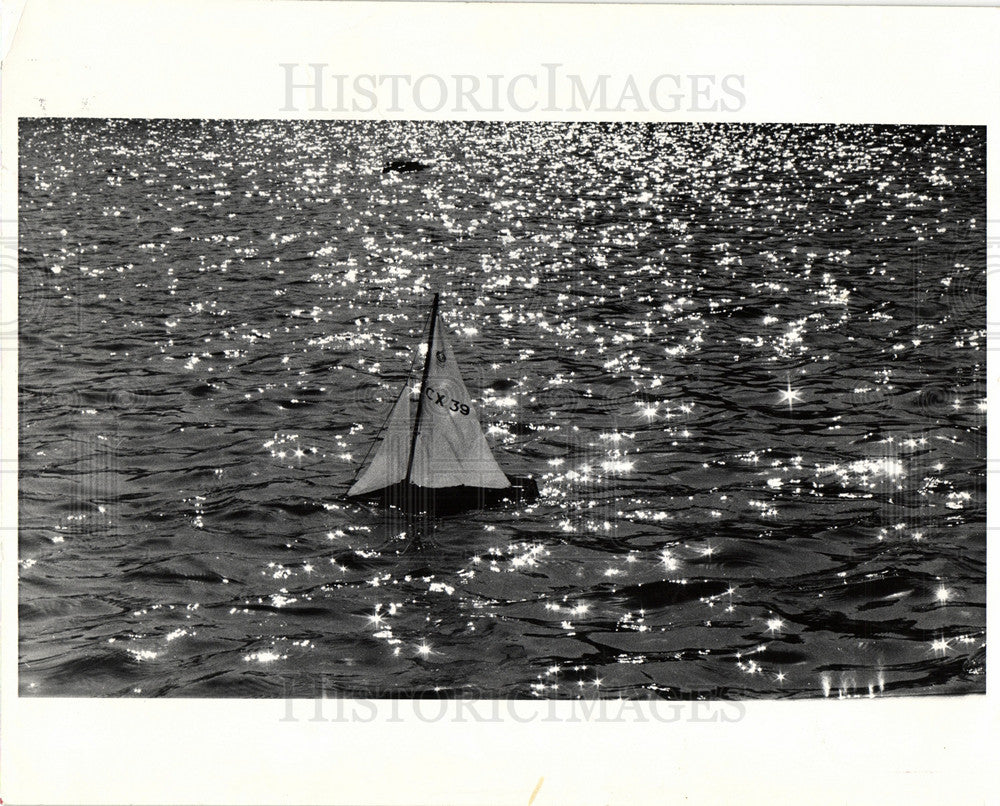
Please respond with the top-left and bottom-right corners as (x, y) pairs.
(347, 293), (539, 514)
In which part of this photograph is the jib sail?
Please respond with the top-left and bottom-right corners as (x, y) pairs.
(347, 386), (413, 496)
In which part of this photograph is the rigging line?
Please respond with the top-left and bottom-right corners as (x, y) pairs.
(405, 292), (441, 487)
(346, 303), (435, 489)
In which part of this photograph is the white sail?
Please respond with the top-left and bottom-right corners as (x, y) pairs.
(407, 316), (511, 490)
(347, 387), (413, 496)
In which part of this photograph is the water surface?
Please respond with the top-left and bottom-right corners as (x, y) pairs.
(18, 120), (986, 698)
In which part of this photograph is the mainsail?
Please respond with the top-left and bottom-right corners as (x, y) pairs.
(347, 294), (511, 498)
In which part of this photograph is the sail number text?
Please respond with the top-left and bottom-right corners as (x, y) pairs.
(425, 386), (470, 416)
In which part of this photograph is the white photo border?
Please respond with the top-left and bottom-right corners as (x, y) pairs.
(2, 1), (996, 804)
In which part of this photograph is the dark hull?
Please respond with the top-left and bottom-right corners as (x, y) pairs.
(348, 475), (539, 515)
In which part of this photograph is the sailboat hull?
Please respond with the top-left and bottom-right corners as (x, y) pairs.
(348, 475), (539, 515)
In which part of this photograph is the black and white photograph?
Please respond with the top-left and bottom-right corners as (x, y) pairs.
(3, 2), (998, 804)
(17, 119), (986, 699)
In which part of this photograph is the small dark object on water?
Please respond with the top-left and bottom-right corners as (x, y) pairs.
(382, 160), (428, 174)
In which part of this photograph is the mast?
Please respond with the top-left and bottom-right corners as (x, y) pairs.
(404, 292), (440, 486)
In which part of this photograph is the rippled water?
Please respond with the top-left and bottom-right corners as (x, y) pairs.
(18, 119), (986, 698)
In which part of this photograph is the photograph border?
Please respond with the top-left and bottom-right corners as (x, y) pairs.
(2, 2), (997, 804)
